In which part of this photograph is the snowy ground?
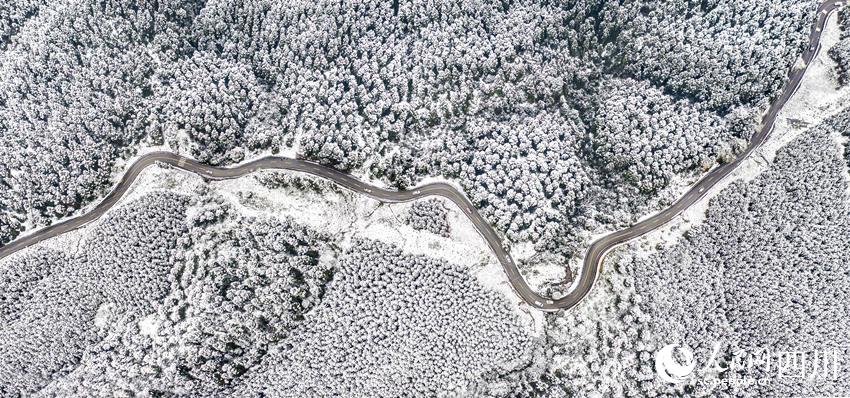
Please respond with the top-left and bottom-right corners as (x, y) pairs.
(510, 242), (567, 287)
(212, 172), (544, 334)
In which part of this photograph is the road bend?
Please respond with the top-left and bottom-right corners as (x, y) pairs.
(0, 0), (841, 311)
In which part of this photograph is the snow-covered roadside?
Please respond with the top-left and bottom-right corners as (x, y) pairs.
(7, 141), (187, 251)
(541, 8), (849, 286)
(627, 9), (850, 256)
(759, 10), (850, 164)
(212, 173), (543, 335)
(358, 200), (543, 334)
(6, 134), (311, 260)
(2, 165), (203, 263)
(2, 157), (543, 335)
(518, 165), (714, 295)
(212, 171), (357, 234)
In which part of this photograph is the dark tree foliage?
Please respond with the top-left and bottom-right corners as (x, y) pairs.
(829, 8), (850, 86)
(407, 198), (451, 237)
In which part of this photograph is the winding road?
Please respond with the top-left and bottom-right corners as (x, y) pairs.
(0, 0), (843, 311)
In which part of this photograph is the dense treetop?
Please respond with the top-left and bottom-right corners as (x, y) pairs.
(0, 0), (822, 255)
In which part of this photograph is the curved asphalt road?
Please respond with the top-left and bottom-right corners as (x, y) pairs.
(0, 0), (842, 311)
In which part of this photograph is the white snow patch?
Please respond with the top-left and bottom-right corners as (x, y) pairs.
(270, 144), (299, 160)
(354, 200), (491, 268)
(509, 241), (537, 262)
(349, 167), (390, 190)
(523, 261), (569, 296)
(93, 303), (115, 329)
(127, 167), (203, 207)
(138, 314), (159, 337)
(415, 175), (466, 191)
(211, 171), (358, 234)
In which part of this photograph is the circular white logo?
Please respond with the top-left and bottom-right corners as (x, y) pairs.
(655, 344), (697, 384)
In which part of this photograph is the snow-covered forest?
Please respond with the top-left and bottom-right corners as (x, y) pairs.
(515, 112), (850, 397)
(830, 8), (850, 85)
(3, 0), (850, 396)
(406, 198), (451, 237)
(5, 106), (849, 395)
(0, 174), (540, 395)
(0, 192), (190, 395)
(0, 0), (821, 260)
(232, 238), (540, 397)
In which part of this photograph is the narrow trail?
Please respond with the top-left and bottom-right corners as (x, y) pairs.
(0, 0), (842, 311)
